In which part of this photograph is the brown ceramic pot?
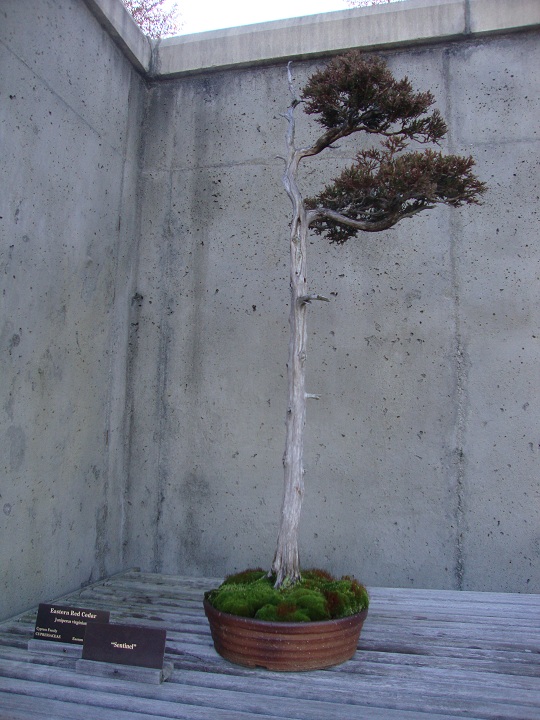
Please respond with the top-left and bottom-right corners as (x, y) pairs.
(204, 597), (368, 671)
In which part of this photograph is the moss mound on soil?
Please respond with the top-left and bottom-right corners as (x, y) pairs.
(205, 568), (369, 622)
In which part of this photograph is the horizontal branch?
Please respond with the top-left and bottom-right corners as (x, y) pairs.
(298, 293), (330, 305)
(305, 393), (321, 400)
(309, 204), (434, 233)
(299, 124), (434, 163)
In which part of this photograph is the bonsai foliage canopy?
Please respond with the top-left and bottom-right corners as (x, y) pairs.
(271, 51), (486, 588)
(303, 53), (486, 242)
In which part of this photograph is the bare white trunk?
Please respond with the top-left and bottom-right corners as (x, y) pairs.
(272, 215), (308, 587)
(271, 72), (312, 587)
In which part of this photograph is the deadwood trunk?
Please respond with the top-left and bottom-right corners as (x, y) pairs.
(271, 211), (309, 587)
(271, 86), (312, 587)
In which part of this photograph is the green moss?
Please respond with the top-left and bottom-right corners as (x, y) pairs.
(254, 604), (280, 621)
(302, 568), (335, 582)
(206, 568), (369, 622)
(222, 568), (267, 585)
(208, 578), (280, 617)
(285, 587), (330, 621)
(283, 609), (312, 622)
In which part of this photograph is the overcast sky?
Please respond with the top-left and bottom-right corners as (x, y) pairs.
(172, 0), (358, 35)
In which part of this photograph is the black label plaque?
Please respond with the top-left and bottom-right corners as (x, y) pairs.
(82, 623), (167, 669)
(34, 604), (110, 644)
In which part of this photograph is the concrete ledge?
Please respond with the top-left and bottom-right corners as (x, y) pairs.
(469, 0), (540, 35)
(81, 0), (540, 78)
(82, 0), (153, 73)
(153, 0), (540, 78)
(154, 0), (465, 77)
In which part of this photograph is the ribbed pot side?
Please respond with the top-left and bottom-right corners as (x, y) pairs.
(204, 598), (368, 671)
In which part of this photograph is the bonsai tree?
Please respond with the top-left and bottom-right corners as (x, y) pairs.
(271, 51), (486, 588)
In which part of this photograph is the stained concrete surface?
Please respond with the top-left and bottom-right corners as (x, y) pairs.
(127, 34), (540, 592)
(1, 0), (539, 621)
(0, 0), (144, 619)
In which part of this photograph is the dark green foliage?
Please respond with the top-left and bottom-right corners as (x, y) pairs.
(205, 569), (369, 622)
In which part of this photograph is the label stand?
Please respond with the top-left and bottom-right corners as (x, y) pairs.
(75, 658), (173, 685)
(28, 639), (83, 658)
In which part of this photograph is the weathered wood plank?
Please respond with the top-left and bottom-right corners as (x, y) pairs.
(369, 586), (540, 604)
(2, 653), (537, 720)
(0, 571), (539, 720)
(346, 647), (540, 676)
(167, 668), (540, 720)
(0, 692), (169, 720)
(0, 689), (287, 720)
(0, 670), (472, 720)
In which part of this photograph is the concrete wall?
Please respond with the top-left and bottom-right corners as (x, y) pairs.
(0, 0), (145, 619)
(1, 0), (539, 621)
(128, 11), (540, 592)
(153, 0), (540, 77)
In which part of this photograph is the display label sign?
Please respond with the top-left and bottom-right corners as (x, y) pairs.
(33, 604), (110, 644)
(82, 622), (167, 669)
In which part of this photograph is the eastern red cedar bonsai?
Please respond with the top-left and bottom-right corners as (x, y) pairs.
(271, 51), (486, 588)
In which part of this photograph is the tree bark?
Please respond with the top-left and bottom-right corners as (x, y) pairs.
(271, 210), (308, 587)
(271, 76), (311, 588)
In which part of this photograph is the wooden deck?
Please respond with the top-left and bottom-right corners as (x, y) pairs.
(0, 570), (539, 719)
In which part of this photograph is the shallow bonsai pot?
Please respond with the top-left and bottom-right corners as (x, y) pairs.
(204, 597), (368, 671)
